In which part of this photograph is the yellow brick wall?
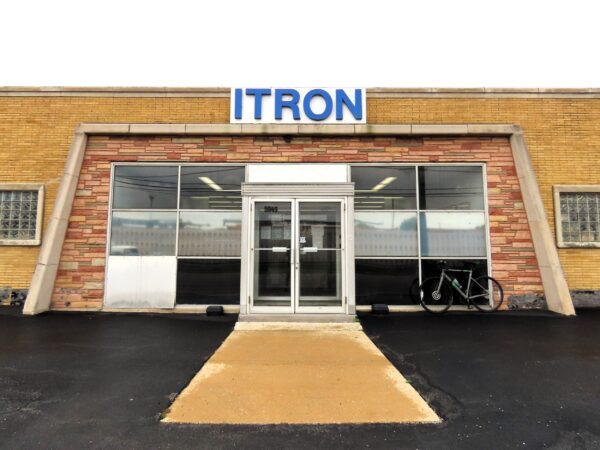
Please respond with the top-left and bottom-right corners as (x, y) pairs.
(367, 98), (600, 290)
(0, 95), (599, 290)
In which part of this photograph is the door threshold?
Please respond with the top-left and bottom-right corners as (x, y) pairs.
(238, 314), (356, 323)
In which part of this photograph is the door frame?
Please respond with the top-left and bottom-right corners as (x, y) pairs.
(294, 198), (346, 314)
(248, 197), (295, 314)
(245, 196), (349, 315)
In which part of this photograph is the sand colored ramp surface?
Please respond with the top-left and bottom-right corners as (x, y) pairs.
(162, 322), (440, 424)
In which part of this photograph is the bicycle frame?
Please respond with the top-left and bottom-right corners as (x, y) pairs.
(435, 269), (491, 302)
(436, 269), (471, 299)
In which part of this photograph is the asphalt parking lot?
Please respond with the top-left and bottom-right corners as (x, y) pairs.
(1, 307), (599, 449)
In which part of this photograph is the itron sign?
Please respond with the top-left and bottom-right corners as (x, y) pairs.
(230, 88), (366, 124)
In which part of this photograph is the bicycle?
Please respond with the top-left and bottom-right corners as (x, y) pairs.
(418, 262), (504, 313)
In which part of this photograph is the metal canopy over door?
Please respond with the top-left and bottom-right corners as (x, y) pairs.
(249, 198), (346, 314)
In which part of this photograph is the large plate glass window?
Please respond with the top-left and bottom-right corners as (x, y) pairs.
(352, 166), (419, 306)
(419, 211), (486, 257)
(110, 211), (177, 256)
(353, 166), (417, 210)
(180, 166), (244, 210)
(355, 211), (417, 257)
(418, 166), (484, 210)
(112, 166), (178, 209)
(107, 166), (180, 309)
(352, 165), (488, 307)
(108, 164), (245, 307)
(177, 166), (244, 304)
(176, 259), (241, 305)
(178, 211), (241, 256)
(355, 259), (419, 305)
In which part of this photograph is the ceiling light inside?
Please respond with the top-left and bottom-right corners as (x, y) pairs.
(199, 176), (223, 191)
(371, 177), (396, 192)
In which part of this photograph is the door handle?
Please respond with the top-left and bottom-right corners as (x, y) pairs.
(301, 247), (318, 253)
(271, 247), (289, 253)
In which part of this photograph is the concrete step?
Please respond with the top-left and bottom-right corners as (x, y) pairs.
(237, 314), (357, 323)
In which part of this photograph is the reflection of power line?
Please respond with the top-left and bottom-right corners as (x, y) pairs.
(115, 166), (242, 176)
(115, 179), (243, 191)
(182, 167), (244, 176)
(115, 180), (177, 192)
(115, 172), (177, 179)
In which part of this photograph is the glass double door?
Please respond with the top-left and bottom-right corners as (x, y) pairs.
(250, 198), (345, 313)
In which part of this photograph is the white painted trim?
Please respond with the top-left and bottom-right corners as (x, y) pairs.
(510, 134), (575, 315)
(482, 164), (493, 280)
(73, 123), (522, 136)
(23, 131), (88, 315)
(245, 196), (350, 315)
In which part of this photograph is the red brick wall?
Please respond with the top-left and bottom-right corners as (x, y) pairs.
(51, 135), (543, 309)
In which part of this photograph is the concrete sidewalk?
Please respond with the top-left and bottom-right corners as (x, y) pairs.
(163, 322), (439, 424)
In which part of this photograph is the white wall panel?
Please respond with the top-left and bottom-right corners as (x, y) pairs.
(247, 164), (348, 184)
(105, 256), (176, 308)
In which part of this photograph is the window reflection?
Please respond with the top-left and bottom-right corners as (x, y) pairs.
(110, 211), (177, 256)
(180, 166), (244, 210)
(254, 202), (292, 249)
(113, 166), (178, 209)
(421, 259), (488, 286)
(352, 166), (416, 210)
(178, 211), (242, 256)
(176, 259), (241, 305)
(420, 212), (486, 257)
(355, 259), (419, 305)
(355, 211), (418, 256)
(418, 166), (484, 210)
(298, 202), (341, 249)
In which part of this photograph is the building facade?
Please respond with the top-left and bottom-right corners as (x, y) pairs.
(1, 87), (599, 316)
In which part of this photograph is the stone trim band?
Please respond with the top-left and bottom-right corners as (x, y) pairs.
(2, 87), (600, 99)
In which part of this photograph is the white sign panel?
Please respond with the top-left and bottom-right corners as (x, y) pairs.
(247, 164), (348, 183)
(230, 88), (366, 124)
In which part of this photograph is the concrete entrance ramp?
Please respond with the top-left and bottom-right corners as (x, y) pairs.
(162, 322), (440, 424)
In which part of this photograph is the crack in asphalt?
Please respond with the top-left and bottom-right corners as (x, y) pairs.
(367, 334), (463, 423)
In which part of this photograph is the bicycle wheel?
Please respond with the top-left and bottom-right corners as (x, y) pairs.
(419, 277), (453, 314)
(470, 276), (504, 312)
(408, 277), (421, 304)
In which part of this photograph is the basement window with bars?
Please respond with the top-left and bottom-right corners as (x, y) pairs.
(0, 185), (44, 246)
(555, 187), (600, 247)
